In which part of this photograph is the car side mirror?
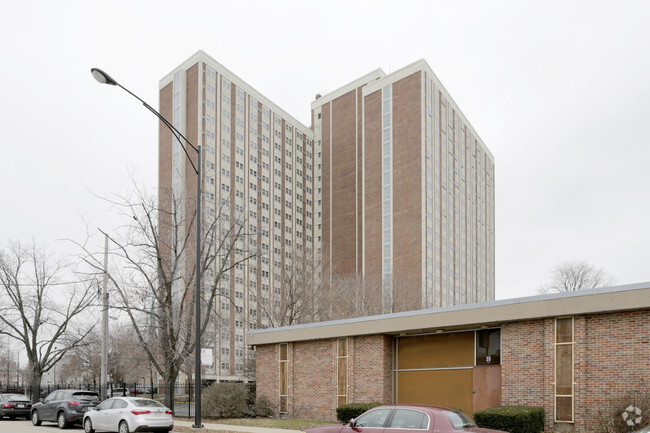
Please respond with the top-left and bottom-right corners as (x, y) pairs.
(348, 418), (356, 427)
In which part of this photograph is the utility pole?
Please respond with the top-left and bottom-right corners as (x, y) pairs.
(101, 234), (109, 399)
(6, 336), (10, 390)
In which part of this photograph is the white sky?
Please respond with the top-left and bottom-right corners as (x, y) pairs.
(1, 0), (649, 301)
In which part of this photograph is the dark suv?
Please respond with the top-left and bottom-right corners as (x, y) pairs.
(31, 389), (100, 429)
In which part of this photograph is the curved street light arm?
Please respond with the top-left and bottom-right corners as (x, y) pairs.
(90, 68), (199, 174)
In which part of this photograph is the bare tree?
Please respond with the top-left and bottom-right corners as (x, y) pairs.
(329, 273), (383, 320)
(57, 330), (108, 388)
(78, 186), (255, 410)
(0, 240), (97, 400)
(105, 323), (152, 385)
(71, 331), (101, 385)
(257, 249), (326, 328)
(328, 271), (422, 319)
(541, 260), (616, 294)
(254, 248), (427, 328)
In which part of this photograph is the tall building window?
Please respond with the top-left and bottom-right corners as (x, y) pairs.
(279, 343), (288, 414)
(337, 338), (348, 406)
(555, 317), (574, 423)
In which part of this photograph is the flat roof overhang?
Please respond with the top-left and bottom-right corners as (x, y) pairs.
(247, 282), (650, 346)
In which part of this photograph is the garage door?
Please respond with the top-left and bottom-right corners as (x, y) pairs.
(395, 332), (474, 414)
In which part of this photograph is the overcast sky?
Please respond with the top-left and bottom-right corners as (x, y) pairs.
(1, 0), (649, 301)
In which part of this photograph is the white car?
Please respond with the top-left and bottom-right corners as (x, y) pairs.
(108, 388), (131, 398)
(82, 397), (173, 433)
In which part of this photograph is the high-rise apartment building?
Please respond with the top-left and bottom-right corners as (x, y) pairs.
(158, 51), (494, 382)
(312, 60), (495, 313)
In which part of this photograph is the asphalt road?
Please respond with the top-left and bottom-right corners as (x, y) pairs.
(0, 418), (189, 432)
(0, 418), (72, 432)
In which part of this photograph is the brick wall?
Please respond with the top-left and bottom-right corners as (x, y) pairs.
(581, 310), (650, 432)
(391, 72), (422, 311)
(292, 339), (336, 419)
(255, 345), (278, 413)
(255, 336), (393, 420)
(502, 310), (650, 432)
(349, 335), (393, 405)
(501, 319), (555, 428)
(256, 309), (650, 429)
(330, 89), (360, 277)
(363, 91), (383, 286)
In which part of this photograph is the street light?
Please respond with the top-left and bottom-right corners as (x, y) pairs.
(91, 68), (204, 428)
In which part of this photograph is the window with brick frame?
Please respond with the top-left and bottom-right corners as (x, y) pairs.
(555, 317), (574, 423)
(279, 343), (288, 414)
(337, 338), (348, 407)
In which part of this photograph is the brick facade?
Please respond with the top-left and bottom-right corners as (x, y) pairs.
(501, 311), (650, 432)
(254, 307), (650, 431)
(391, 72), (422, 309)
(255, 335), (393, 420)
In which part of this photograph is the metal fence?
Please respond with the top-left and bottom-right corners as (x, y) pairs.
(1, 380), (254, 418)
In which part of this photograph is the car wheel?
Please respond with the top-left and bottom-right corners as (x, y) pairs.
(119, 420), (130, 433)
(57, 411), (69, 429)
(84, 417), (95, 433)
(9, 415), (16, 420)
(32, 410), (42, 426)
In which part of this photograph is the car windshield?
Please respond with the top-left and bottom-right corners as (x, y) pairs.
(445, 411), (477, 430)
(132, 399), (165, 408)
(8, 394), (31, 401)
(72, 392), (100, 401)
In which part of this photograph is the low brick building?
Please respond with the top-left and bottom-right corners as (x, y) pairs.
(248, 283), (650, 432)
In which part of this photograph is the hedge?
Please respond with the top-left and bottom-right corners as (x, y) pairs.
(336, 403), (383, 422)
(474, 406), (544, 433)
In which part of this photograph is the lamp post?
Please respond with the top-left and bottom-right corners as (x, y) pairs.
(91, 68), (204, 428)
(101, 234), (109, 400)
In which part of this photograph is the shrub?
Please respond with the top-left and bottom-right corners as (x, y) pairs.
(336, 402), (383, 423)
(201, 382), (249, 418)
(255, 395), (275, 417)
(596, 389), (650, 433)
(474, 406), (544, 433)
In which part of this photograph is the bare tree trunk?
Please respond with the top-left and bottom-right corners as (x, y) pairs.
(164, 380), (175, 413)
(28, 364), (43, 402)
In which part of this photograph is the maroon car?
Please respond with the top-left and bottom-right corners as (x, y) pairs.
(304, 405), (506, 433)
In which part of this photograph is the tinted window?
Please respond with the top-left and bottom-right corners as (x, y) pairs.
(45, 391), (62, 402)
(389, 409), (429, 429)
(133, 399), (164, 408)
(445, 411), (476, 430)
(476, 328), (500, 365)
(355, 409), (392, 428)
(73, 392), (100, 401)
(9, 394), (31, 402)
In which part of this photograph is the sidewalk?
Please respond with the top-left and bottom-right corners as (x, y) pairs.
(174, 419), (302, 433)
